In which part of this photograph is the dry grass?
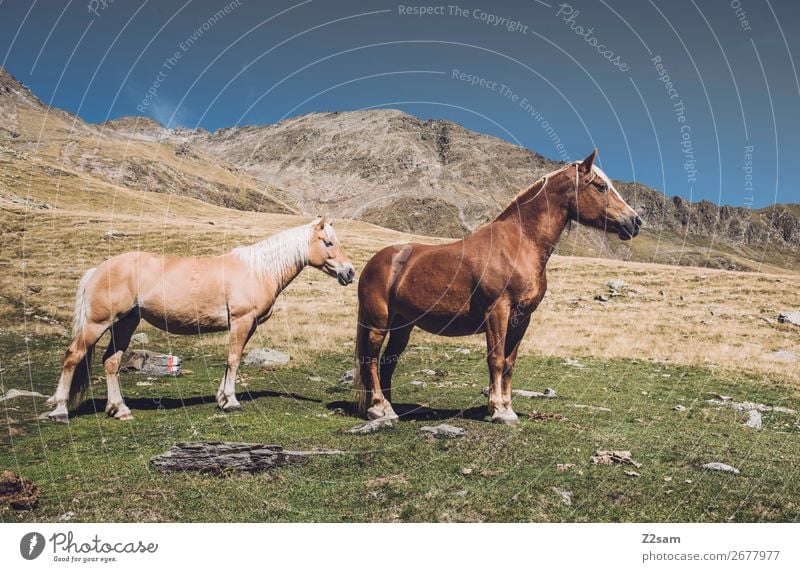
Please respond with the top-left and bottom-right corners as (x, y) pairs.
(1, 153), (797, 387)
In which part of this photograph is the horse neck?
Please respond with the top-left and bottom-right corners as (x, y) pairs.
(493, 171), (572, 259)
(233, 226), (311, 293)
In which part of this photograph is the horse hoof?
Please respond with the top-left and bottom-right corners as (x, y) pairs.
(491, 410), (519, 425)
(221, 403), (242, 413)
(367, 406), (399, 421)
(115, 412), (134, 421)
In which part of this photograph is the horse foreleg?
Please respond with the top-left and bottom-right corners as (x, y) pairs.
(485, 303), (517, 425)
(501, 315), (530, 418)
(217, 314), (256, 412)
(102, 312), (140, 421)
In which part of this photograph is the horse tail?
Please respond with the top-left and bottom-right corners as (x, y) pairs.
(68, 267), (96, 410)
(354, 305), (370, 418)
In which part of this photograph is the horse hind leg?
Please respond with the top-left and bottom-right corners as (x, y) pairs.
(379, 320), (413, 405)
(354, 309), (397, 421)
(102, 311), (140, 420)
(47, 321), (109, 422)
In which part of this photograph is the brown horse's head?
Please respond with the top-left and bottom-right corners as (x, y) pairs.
(566, 149), (642, 240)
(307, 217), (356, 285)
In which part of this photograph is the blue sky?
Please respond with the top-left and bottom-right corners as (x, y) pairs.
(1, 0), (798, 207)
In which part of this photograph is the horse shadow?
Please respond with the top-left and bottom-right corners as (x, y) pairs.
(72, 389), (321, 418)
(326, 400), (489, 422)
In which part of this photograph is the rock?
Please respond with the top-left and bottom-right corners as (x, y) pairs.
(513, 388), (557, 399)
(625, 470), (641, 478)
(481, 386), (490, 397)
(122, 350), (181, 376)
(707, 397), (796, 415)
(765, 350), (797, 362)
(338, 369), (355, 384)
(745, 410), (762, 430)
(130, 332), (149, 344)
(556, 463), (575, 472)
(552, 486), (572, 506)
(454, 348), (471, 355)
(149, 442), (342, 474)
(242, 347), (290, 367)
(409, 380), (426, 387)
(307, 375), (322, 382)
(420, 369), (437, 376)
(135, 381), (153, 387)
(347, 417), (394, 434)
(606, 279), (629, 292)
(420, 423), (465, 438)
(59, 511), (75, 522)
(777, 311), (800, 326)
(103, 229), (127, 240)
(594, 294), (610, 302)
(702, 462), (740, 475)
(26, 284), (43, 294)
(0, 470), (40, 510)
(563, 357), (586, 368)
(674, 405), (686, 412)
(0, 388), (45, 402)
(573, 404), (612, 412)
(591, 450), (642, 469)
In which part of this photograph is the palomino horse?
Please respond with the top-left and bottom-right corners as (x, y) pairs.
(354, 150), (642, 424)
(46, 217), (355, 422)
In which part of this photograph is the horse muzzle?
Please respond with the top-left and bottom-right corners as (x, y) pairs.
(618, 215), (643, 240)
(336, 264), (356, 286)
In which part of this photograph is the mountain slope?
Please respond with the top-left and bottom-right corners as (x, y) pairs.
(0, 66), (797, 272)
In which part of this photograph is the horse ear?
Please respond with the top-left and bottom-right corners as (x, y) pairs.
(579, 148), (598, 173)
(314, 216), (327, 229)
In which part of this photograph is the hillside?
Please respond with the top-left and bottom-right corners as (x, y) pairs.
(0, 66), (798, 272)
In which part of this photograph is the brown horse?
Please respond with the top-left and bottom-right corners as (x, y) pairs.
(46, 217), (355, 422)
(354, 150), (641, 424)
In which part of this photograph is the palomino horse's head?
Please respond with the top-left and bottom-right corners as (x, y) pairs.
(565, 149), (642, 240)
(307, 217), (356, 285)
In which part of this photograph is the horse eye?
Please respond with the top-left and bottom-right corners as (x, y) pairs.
(323, 239), (334, 248)
(596, 182), (608, 192)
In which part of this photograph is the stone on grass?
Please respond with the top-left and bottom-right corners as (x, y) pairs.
(420, 423), (465, 438)
(454, 348), (471, 355)
(563, 357), (586, 368)
(777, 311), (800, 326)
(702, 462), (740, 475)
(149, 441), (342, 474)
(347, 417), (394, 434)
(606, 279), (629, 292)
(338, 369), (355, 385)
(552, 487), (573, 506)
(745, 410), (762, 430)
(130, 332), (149, 344)
(674, 405), (686, 412)
(0, 388), (45, 402)
(122, 350), (181, 376)
(573, 404), (612, 412)
(242, 347), (290, 367)
(513, 388), (557, 399)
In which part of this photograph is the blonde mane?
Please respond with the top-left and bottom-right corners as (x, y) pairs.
(233, 223), (313, 284)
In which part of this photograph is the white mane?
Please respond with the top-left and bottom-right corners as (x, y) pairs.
(233, 223), (314, 284)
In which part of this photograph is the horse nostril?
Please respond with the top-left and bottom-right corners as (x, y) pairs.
(634, 216), (643, 228)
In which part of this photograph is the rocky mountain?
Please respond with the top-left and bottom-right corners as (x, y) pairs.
(1, 66), (797, 271)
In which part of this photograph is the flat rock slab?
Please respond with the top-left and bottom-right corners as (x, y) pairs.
(778, 311), (800, 326)
(0, 470), (40, 510)
(242, 347), (290, 367)
(702, 462), (740, 475)
(745, 410), (762, 430)
(513, 388), (557, 399)
(420, 423), (465, 438)
(150, 442), (310, 474)
(0, 389), (45, 402)
(707, 398), (796, 415)
(347, 417), (394, 434)
(122, 350), (181, 376)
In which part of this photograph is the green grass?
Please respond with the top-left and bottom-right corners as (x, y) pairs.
(1, 331), (799, 523)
